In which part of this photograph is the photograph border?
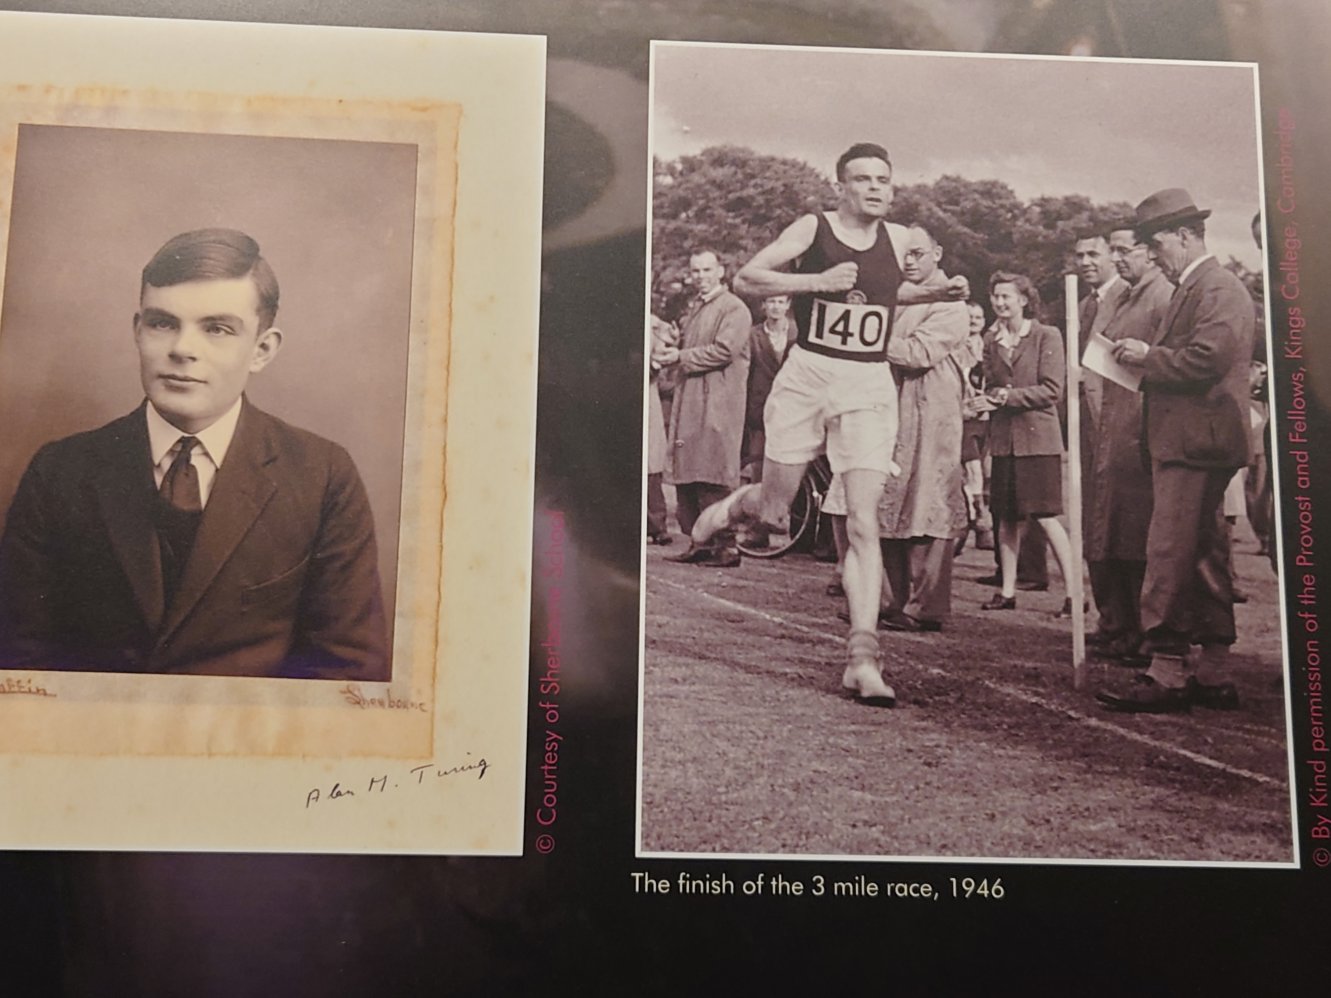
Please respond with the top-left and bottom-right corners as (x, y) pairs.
(0, 11), (545, 855)
(636, 38), (1296, 869)
(0, 94), (449, 759)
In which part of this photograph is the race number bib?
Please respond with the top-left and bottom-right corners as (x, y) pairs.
(807, 297), (891, 359)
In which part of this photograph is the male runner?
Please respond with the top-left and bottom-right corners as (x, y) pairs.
(692, 142), (966, 706)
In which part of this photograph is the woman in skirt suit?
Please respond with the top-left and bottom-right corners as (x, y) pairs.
(977, 271), (1077, 612)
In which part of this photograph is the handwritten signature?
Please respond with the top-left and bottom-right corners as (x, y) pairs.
(340, 683), (428, 713)
(0, 677), (56, 698)
(305, 756), (488, 808)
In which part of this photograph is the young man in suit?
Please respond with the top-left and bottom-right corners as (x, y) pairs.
(1073, 232), (1128, 428)
(1072, 232), (1128, 543)
(1097, 190), (1254, 713)
(742, 293), (793, 483)
(0, 228), (389, 680)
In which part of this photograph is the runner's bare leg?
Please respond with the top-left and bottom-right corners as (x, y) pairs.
(752, 458), (806, 528)
(693, 450), (893, 704)
(832, 514), (848, 587)
(693, 457), (804, 539)
(841, 468), (888, 632)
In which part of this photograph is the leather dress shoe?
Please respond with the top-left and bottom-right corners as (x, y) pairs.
(648, 531), (673, 546)
(1017, 580), (1049, 592)
(1086, 629), (1118, 648)
(882, 610), (942, 633)
(667, 543), (713, 564)
(835, 608), (943, 632)
(980, 594), (1016, 611)
(975, 572), (1003, 586)
(1090, 635), (1150, 668)
(702, 546), (741, 568)
(1095, 675), (1191, 714)
(837, 608), (890, 629)
(1189, 678), (1241, 710)
(668, 543), (740, 566)
(738, 528), (770, 550)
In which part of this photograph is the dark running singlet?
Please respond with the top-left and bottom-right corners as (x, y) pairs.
(792, 213), (902, 363)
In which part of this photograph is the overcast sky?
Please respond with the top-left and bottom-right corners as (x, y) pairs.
(652, 43), (1264, 270)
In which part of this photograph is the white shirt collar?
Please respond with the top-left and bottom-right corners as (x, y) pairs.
(1176, 253), (1215, 287)
(995, 318), (1032, 350)
(146, 396), (243, 468)
(1095, 274), (1121, 301)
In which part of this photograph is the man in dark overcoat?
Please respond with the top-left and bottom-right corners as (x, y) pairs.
(1098, 190), (1254, 713)
(1085, 226), (1173, 662)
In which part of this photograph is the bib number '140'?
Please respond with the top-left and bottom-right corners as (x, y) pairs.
(809, 298), (891, 357)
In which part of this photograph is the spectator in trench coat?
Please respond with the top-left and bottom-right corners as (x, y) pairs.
(660, 250), (751, 567)
(875, 225), (970, 632)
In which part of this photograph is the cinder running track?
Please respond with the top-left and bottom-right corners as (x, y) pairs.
(640, 538), (1293, 863)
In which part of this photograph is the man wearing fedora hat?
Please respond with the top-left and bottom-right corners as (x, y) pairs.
(1095, 188), (1254, 713)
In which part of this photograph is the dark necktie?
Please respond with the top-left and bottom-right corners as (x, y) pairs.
(1081, 293), (1099, 349)
(157, 436), (203, 607)
(160, 436), (202, 512)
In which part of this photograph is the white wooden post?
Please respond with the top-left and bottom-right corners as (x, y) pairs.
(1065, 274), (1087, 687)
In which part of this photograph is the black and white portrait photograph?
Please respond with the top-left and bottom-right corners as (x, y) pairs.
(0, 124), (416, 684)
(0, 12), (545, 855)
(639, 41), (1292, 864)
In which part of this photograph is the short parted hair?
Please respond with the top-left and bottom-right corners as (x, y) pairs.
(142, 228), (281, 332)
(836, 142), (892, 182)
(1073, 230), (1109, 247)
(988, 270), (1040, 317)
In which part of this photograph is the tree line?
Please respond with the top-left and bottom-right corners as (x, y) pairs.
(653, 145), (1138, 323)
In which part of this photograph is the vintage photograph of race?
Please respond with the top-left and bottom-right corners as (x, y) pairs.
(638, 42), (1294, 863)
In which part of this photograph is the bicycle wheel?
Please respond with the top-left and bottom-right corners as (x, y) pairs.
(735, 470), (819, 559)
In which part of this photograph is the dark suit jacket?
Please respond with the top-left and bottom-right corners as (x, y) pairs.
(1078, 276), (1129, 426)
(743, 322), (789, 466)
(983, 321), (1066, 457)
(0, 399), (388, 679)
(1141, 257), (1254, 470)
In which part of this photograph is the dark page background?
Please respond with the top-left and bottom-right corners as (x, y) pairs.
(1, 1), (1329, 992)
